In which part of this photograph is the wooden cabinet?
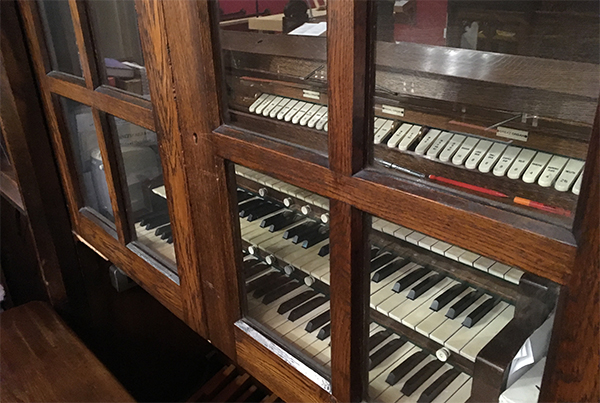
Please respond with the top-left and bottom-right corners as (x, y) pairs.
(12, 0), (598, 402)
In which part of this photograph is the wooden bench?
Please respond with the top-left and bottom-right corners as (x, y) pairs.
(1, 301), (134, 402)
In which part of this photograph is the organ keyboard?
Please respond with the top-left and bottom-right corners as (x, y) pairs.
(230, 164), (557, 402)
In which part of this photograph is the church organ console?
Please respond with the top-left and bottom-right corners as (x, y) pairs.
(10, 0), (599, 402)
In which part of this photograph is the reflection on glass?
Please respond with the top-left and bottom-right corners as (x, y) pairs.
(88, 0), (149, 98)
(109, 116), (175, 269)
(235, 164), (331, 375)
(218, 0), (328, 154)
(370, 1), (599, 227)
(59, 97), (114, 221)
(38, 0), (82, 76)
(366, 214), (554, 402)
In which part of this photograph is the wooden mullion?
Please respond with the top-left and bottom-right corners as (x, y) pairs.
(91, 109), (131, 243)
(329, 200), (369, 401)
(68, 0), (99, 89)
(135, 0), (209, 337)
(327, 0), (373, 175)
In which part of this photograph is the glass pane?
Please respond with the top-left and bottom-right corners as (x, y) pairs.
(109, 116), (176, 271)
(59, 97), (114, 222)
(38, 0), (82, 76)
(235, 164), (331, 376)
(366, 214), (556, 402)
(370, 1), (599, 228)
(217, 0), (329, 155)
(88, 0), (149, 98)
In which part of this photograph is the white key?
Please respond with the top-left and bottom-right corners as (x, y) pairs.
(315, 112), (329, 131)
(393, 226), (414, 240)
(439, 134), (465, 162)
(370, 263), (420, 308)
(248, 93), (270, 113)
(255, 94), (276, 115)
(504, 267), (524, 285)
(269, 98), (292, 118)
(263, 97), (286, 117)
(387, 123), (413, 148)
(406, 231), (426, 245)
(445, 246), (466, 261)
(507, 149), (536, 179)
(431, 241), (452, 255)
(299, 104), (322, 126)
(418, 236), (439, 250)
(452, 137), (479, 166)
(277, 99), (298, 120)
(374, 118), (385, 132)
(445, 379), (472, 403)
(473, 257), (495, 272)
(377, 271), (434, 316)
(415, 129), (442, 155)
(493, 146), (521, 177)
(461, 306), (515, 361)
(538, 155), (569, 187)
(407, 285), (473, 333)
(381, 220), (401, 235)
(426, 131), (453, 159)
(465, 140), (493, 169)
(374, 119), (395, 144)
(415, 287), (476, 337)
(394, 278), (455, 326)
(324, 122), (328, 132)
(307, 106), (327, 128)
(445, 301), (509, 355)
(371, 218), (385, 231)
(479, 142), (507, 173)
(283, 101), (306, 122)
(555, 159), (585, 192)
(398, 125), (423, 151)
(488, 262), (512, 277)
(522, 152), (552, 183)
(290, 102), (312, 124)
(572, 171), (583, 195)
(430, 373), (470, 403)
(430, 295), (488, 345)
(458, 251), (480, 266)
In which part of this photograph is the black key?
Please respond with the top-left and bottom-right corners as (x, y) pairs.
(139, 210), (168, 226)
(155, 224), (171, 237)
(144, 214), (170, 230)
(393, 266), (430, 293)
(254, 276), (292, 299)
(288, 296), (328, 322)
(238, 199), (264, 217)
(262, 281), (302, 304)
(417, 369), (460, 403)
(368, 330), (392, 350)
(245, 262), (270, 279)
(372, 258), (409, 283)
(240, 200), (269, 219)
(261, 210), (293, 229)
(462, 297), (498, 328)
(446, 290), (483, 319)
(317, 323), (331, 340)
(370, 247), (380, 259)
(277, 290), (318, 315)
(318, 244), (330, 257)
(386, 351), (428, 386)
(369, 338), (406, 370)
(246, 272), (279, 293)
(166, 235), (173, 244)
(407, 274), (445, 300)
(302, 227), (329, 248)
(269, 212), (301, 232)
(401, 360), (444, 396)
(160, 228), (173, 240)
(430, 283), (468, 312)
(247, 203), (282, 222)
(305, 310), (330, 332)
(283, 221), (317, 240)
(370, 252), (396, 273)
(291, 222), (320, 244)
(237, 189), (253, 203)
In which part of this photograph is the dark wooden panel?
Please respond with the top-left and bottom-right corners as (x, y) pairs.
(539, 106), (600, 403)
(135, 0), (208, 338)
(211, 127), (576, 284)
(235, 321), (331, 403)
(329, 200), (369, 401)
(0, 301), (134, 403)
